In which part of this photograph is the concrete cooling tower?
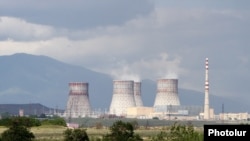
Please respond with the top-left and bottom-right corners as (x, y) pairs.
(109, 80), (136, 116)
(134, 82), (143, 107)
(153, 79), (180, 107)
(65, 82), (91, 118)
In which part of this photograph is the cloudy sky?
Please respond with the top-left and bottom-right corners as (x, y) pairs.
(0, 0), (249, 104)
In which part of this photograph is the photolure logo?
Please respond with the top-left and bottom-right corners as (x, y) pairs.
(204, 124), (250, 140)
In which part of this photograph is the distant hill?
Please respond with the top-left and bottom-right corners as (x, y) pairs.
(0, 53), (248, 114)
(0, 103), (63, 116)
(0, 53), (113, 110)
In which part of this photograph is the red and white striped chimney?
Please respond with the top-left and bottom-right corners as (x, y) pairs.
(204, 58), (210, 120)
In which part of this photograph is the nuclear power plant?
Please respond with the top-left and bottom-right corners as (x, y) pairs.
(109, 80), (137, 116)
(62, 58), (222, 121)
(64, 82), (91, 118)
(153, 79), (180, 107)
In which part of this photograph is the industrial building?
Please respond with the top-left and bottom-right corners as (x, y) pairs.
(218, 112), (249, 121)
(126, 107), (154, 119)
(62, 58), (250, 122)
(124, 58), (213, 120)
(145, 78), (207, 120)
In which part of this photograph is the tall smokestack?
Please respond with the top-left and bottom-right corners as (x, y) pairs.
(134, 81), (143, 106)
(65, 82), (91, 118)
(204, 58), (210, 120)
(153, 79), (180, 107)
(109, 80), (136, 116)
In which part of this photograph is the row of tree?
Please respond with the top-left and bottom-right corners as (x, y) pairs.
(64, 120), (203, 141)
(0, 116), (67, 141)
(0, 116), (66, 127)
(0, 116), (203, 141)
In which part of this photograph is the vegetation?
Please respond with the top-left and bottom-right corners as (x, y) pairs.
(151, 122), (203, 141)
(0, 116), (66, 127)
(102, 120), (143, 141)
(0, 116), (41, 127)
(63, 128), (89, 141)
(0, 117), (35, 141)
(0, 116), (67, 141)
(0, 117), (205, 141)
(40, 118), (67, 127)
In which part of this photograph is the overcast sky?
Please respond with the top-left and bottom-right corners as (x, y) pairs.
(0, 0), (249, 104)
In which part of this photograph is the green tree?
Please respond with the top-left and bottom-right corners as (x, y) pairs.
(103, 120), (143, 141)
(95, 122), (103, 129)
(41, 117), (66, 126)
(151, 131), (168, 141)
(0, 117), (41, 127)
(130, 120), (139, 130)
(63, 128), (89, 141)
(0, 119), (35, 141)
(167, 122), (203, 141)
(151, 122), (203, 141)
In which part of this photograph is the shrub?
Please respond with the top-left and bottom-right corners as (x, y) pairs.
(0, 117), (41, 127)
(151, 122), (203, 141)
(103, 120), (143, 141)
(167, 122), (203, 141)
(63, 128), (89, 141)
(0, 119), (35, 141)
(95, 122), (103, 129)
(41, 117), (66, 126)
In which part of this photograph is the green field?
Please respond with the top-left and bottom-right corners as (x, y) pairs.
(0, 125), (172, 141)
(5, 117), (240, 141)
(1, 117), (246, 141)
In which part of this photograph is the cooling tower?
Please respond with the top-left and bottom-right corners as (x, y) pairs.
(134, 82), (143, 106)
(109, 80), (136, 116)
(153, 79), (180, 107)
(65, 82), (91, 118)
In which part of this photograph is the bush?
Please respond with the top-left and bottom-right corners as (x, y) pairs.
(0, 119), (35, 141)
(103, 120), (143, 141)
(41, 117), (66, 126)
(95, 122), (103, 129)
(167, 122), (203, 141)
(151, 122), (203, 141)
(63, 128), (89, 141)
(0, 117), (41, 127)
(130, 120), (139, 130)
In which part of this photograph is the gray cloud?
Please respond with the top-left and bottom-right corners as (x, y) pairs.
(0, 0), (154, 29)
(0, 16), (55, 40)
(0, 1), (250, 105)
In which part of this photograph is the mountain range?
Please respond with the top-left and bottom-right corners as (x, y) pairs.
(0, 53), (249, 114)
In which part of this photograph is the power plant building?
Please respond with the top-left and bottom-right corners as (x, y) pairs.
(152, 78), (204, 119)
(64, 82), (91, 118)
(60, 58), (247, 121)
(109, 80), (136, 116)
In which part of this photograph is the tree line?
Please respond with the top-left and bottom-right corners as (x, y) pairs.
(0, 116), (203, 141)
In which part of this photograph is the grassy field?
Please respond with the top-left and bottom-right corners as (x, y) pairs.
(31, 125), (66, 141)
(0, 125), (167, 141)
(86, 127), (165, 141)
(0, 119), (206, 141)
(0, 117), (246, 141)
(0, 125), (66, 141)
